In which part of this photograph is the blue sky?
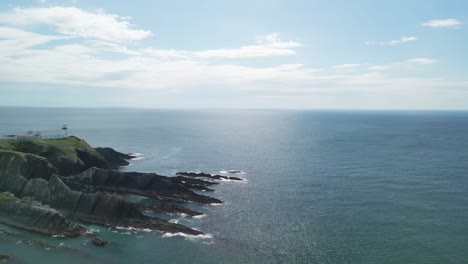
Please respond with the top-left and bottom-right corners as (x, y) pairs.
(0, 0), (467, 109)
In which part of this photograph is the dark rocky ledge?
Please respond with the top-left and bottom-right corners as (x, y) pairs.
(0, 136), (230, 241)
(62, 167), (222, 204)
(177, 172), (244, 181)
(139, 202), (203, 217)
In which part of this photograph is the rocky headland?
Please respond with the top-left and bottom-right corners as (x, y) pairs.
(0, 136), (242, 258)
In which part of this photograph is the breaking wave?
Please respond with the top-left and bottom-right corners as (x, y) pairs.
(219, 170), (246, 175)
(130, 153), (146, 161)
(162, 232), (213, 240)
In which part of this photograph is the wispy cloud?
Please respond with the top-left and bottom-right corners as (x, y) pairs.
(368, 58), (437, 71)
(422, 19), (462, 28)
(0, 6), (152, 42)
(332, 64), (364, 69)
(365, 36), (417, 46)
(142, 33), (302, 59)
(405, 58), (437, 65)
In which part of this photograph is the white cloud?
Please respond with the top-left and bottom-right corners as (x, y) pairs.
(333, 64), (363, 69)
(0, 6), (152, 42)
(254, 33), (302, 49)
(0, 26), (69, 55)
(368, 65), (390, 71)
(422, 19), (462, 28)
(405, 58), (437, 65)
(142, 33), (302, 59)
(367, 58), (437, 71)
(365, 36), (417, 46)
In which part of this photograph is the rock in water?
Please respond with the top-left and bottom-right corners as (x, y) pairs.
(92, 237), (109, 246)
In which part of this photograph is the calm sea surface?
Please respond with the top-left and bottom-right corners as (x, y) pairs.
(0, 108), (467, 264)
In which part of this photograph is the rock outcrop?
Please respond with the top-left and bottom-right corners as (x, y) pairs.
(94, 147), (135, 168)
(91, 237), (109, 246)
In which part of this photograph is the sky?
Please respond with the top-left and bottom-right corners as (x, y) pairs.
(0, 0), (467, 109)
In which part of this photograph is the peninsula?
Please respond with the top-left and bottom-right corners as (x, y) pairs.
(0, 136), (241, 245)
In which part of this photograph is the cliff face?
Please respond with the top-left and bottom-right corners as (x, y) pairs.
(0, 150), (57, 195)
(0, 136), (221, 237)
(0, 192), (85, 237)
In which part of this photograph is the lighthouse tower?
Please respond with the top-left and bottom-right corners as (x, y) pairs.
(62, 123), (68, 137)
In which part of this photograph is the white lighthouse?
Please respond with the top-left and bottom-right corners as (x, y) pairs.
(62, 123), (68, 137)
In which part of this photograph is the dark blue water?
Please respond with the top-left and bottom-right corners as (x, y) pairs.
(0, 108), (467, 264)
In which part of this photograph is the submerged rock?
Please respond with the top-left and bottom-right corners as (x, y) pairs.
(20, 239), (54, 249)
(0, 254), (12, 262)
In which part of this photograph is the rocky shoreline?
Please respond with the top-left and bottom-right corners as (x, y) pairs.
(0, 136), (243, 260)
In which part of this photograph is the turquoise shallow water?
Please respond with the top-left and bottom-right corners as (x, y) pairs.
(0, 108), (467, 264)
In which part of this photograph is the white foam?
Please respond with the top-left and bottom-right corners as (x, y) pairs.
(218, 178), (248, 183)
(115, 226), (152, 233)
(162, 232), (213, 240)
(130, 153), (146, 161)
(219, 170), (246, 175)
(193, 214), (207, 219)
(83, 230), (94, 235)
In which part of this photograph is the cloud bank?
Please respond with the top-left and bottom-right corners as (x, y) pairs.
(0, 6), (465, 109)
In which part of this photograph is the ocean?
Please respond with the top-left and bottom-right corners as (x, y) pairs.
(0, 108), (467, 264)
